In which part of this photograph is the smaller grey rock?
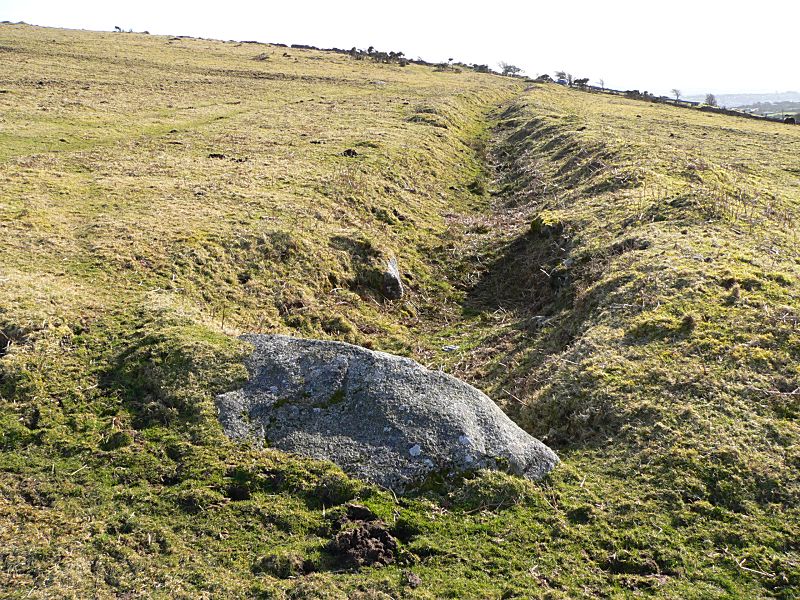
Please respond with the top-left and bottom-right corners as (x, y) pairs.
(409, 444), (422, 457)
(442, 344), (459, 352)
(529, 315), (550, 328)
(382, 256), (404, 299)
(403, 570), (422, 589)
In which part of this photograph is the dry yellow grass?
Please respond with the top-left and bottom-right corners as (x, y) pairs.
(2, 23), (799, 599)
(1, 23), (518, 349)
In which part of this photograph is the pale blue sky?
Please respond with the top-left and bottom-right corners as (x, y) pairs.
(1, 0), (797, 95)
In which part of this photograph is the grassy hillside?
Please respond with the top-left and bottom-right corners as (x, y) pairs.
(440, 86), (800, 597)
(1, 24), (799, 598)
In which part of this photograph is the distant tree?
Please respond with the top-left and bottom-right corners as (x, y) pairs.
(553, 72), (576, 86)
(114, 25), (122, 32)
(499, 62), (522, 77)
(367, 46), (375, 55)
(597, 78), (605, 90)
(671, 88), (682, 101)
(705, 93), (718, 107)
(574, 77), (590, 88)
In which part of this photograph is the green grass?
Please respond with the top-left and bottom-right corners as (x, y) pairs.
(2, 23), (799, 598)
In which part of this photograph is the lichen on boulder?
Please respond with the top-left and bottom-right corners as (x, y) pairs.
(216, 335), (558, 492)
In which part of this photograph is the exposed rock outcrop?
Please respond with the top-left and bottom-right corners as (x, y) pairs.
(216, 335), (558, 492)
(382, 256), (404, 299)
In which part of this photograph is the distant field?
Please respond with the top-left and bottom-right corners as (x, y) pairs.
(730, 101), (800, 119)
(1, 24), (799, 599)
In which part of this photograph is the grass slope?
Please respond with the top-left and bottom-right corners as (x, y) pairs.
(1, 24), (799, 599)
(435, 85), (800, 598)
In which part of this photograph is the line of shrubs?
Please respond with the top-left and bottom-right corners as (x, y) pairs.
(529, 74), (797, 126)
(266, 41), (501, 74)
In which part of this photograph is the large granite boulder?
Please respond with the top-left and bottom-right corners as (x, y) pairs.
(216, 335), (558, 492)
